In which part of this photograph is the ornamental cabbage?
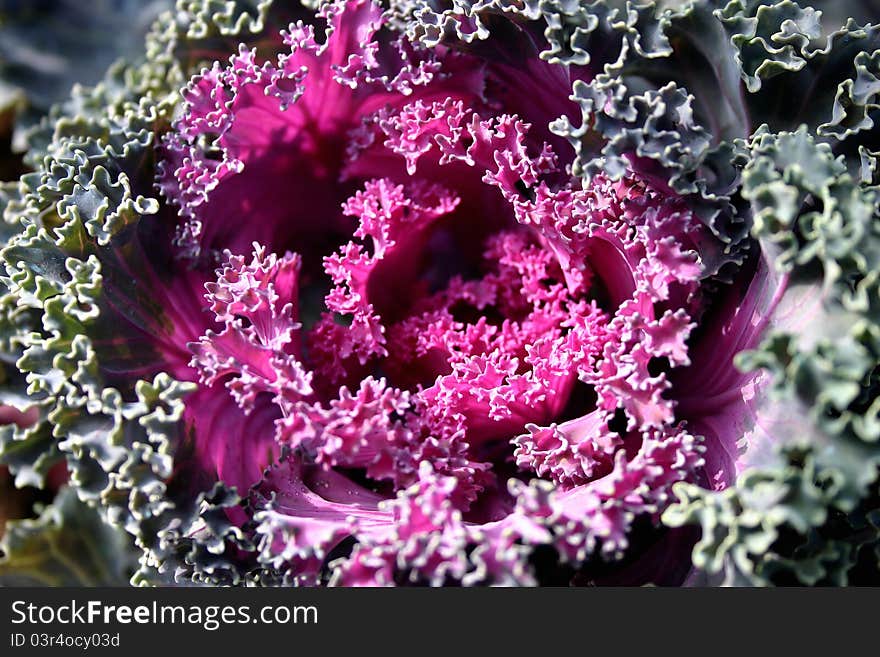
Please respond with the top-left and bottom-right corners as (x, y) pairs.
(0, 0), (877, 586)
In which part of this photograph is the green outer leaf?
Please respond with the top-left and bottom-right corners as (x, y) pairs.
(664, 127), (880, 585)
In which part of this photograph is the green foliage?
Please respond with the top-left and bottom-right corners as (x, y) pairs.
(664, 128), (880, 585)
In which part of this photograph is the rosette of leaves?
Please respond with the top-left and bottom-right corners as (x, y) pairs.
(0, 0), (876, 586)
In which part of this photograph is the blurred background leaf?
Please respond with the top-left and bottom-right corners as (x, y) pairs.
(0, 0), (170, 185)
(0, 486), (138, 586)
